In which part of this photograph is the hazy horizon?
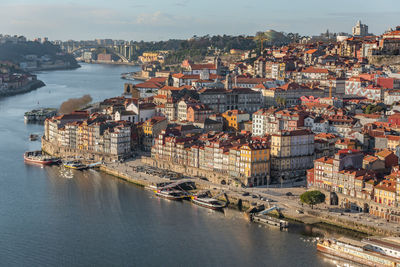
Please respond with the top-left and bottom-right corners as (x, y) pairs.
(1, 0), (400, 41)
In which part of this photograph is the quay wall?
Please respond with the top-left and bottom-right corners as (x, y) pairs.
(283, 209), (395, 236)
(99, 165), (148, 187)
(41, 138), (120, 163)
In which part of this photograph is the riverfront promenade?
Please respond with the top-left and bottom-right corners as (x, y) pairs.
(102, 157), (400, 237)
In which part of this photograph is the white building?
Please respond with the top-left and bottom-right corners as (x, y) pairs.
(352, 20), (368, 37)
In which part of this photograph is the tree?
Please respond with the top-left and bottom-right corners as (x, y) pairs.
(276, 96), (287, 107)
(300, 190), (325, 209)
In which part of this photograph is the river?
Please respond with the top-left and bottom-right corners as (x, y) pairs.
(0, 63), (337, 266)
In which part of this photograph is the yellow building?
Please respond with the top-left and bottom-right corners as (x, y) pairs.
(374, 179), (397, 207)
(387, 135), (400, 152)
(141, 116), (168, 151)
(222, 110), (250, 131)
(239, 142), (270, 186)
(138, 51), (168, 64)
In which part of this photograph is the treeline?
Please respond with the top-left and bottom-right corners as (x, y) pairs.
(136, 35), (257, 64)
(132, 31), (302, 64)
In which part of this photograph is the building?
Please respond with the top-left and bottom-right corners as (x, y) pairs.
(187, 104), (214, 123)
(222, 110), (250, 131)
(270, 129), (315, 181)
(152, 131), (270, 186)
(97, 53), (112, 62)
(198, 87), (262, 114)
(352, 20), (368, 37)
(374, 180), (396, 207)
(177, 98), (199, 121)
(262, 82), (325, 107)
(44, 113), (132, 161)
(252, 108), (307, 136)
(312, 149), (364, 193)
(141, 116), (167, 151)
(236, 142), (270, 186)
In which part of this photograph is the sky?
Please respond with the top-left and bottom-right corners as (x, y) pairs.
(1, 0), (400, 41)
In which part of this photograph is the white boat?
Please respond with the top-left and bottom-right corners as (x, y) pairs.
(155, 189), (186, 200)
(191, 196), (226, 210)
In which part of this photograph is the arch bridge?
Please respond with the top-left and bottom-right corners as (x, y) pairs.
(65, 45), (130, 63)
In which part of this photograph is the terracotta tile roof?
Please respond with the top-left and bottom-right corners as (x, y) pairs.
(376, 149), (394, 158)
(315, 157), (333, 164)
(147, 77), (167, 83)
(135, 81), (163, 89)
(315, 133), (338, 139)
(363, 155), (378, 163)
(145, 116), (167, 125)
(302, 67), (329, 74)
(305, 49), (318, 54)
(387, 135), (400, 141)
(375, 179), (396, 192)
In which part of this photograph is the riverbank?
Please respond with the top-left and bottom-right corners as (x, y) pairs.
(83, 60), (140, 66)
(98, 157), (400, 237)
(31, 64), (80, 72)
(0, 79), (45, 98)
(121, 71), (147, 81)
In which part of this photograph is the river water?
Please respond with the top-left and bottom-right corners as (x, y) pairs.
(0, 63), (336, 266)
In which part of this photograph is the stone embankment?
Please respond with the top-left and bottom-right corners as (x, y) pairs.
(0, 80), (45, 98)
(283, 209), (397, 236)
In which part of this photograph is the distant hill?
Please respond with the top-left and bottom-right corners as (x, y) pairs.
(0, 41), (78, 67)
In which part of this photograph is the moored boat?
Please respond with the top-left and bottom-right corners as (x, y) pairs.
(29, 134), (39, 141)
(251, 213), (289, 229)
(145, 182), (173, 191)
(317, 237), (400, 267)
(191, 196), (225, 210)
(24, 151), (60, 165)
(155, 189), (186, 200)
(24, 108), (57, 123)
(63, 161), (87, 170)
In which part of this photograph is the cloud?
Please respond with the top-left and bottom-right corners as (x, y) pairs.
(135, 11), (175, 25)
(174, 0), (190, 7)
(0, 1), (398, 41)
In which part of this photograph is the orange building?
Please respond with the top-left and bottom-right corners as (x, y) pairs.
(222, 110), (250, 131)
